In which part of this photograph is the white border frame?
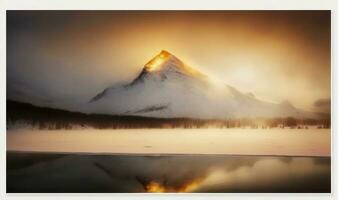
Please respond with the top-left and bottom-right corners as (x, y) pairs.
(1, 0), (337, 200)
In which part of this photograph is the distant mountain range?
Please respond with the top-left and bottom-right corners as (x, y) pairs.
(88, 50), (316, 119)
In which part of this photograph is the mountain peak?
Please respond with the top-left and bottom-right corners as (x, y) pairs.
(144, 50), (179, 72)
(143, 50), (207, 79)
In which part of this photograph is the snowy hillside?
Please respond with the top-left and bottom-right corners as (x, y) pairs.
(88, 50), (314, 119)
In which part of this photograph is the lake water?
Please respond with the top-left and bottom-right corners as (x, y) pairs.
(6, 129), (331, 193)
(7, 153), (330, 193)
(7, 129), (330, 156)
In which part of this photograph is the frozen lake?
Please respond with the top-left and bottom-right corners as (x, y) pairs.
(7, 129), (330, 156)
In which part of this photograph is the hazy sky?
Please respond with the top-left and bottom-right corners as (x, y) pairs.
(7, 11), (330, 111)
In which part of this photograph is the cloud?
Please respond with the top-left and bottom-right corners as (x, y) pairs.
(313, 98), (331, 113)
(7, 11), (330, 111)
(314, 98), (331, 107)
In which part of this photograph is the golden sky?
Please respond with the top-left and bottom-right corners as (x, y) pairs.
(7, 11), (330, 111)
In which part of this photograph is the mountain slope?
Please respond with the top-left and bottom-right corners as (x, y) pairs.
(88, 50), (314, 119)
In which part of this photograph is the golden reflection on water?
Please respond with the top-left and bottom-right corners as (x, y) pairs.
(140, 157), (331, 193)
(7, 152), (331, 193)
(145, 178), (203, 193)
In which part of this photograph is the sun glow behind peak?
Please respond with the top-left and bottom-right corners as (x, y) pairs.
(144, 50), (210, 83)
(145, 50), (172, 72)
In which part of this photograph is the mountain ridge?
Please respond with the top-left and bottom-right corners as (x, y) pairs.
(88, 50), (317, 119)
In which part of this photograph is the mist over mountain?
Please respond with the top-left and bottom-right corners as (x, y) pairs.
(88, 50), (314, 119)
(6, 51), (328, 129)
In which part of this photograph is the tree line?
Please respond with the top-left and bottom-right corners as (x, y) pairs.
(7, 100), (330, 130)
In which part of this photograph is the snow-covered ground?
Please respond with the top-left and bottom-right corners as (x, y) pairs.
(7, 129), (330, 157)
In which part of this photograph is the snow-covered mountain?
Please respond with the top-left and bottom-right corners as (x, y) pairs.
(88, 50), (312, 119)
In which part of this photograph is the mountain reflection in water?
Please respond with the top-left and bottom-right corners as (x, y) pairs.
(7, 153), (330, 193)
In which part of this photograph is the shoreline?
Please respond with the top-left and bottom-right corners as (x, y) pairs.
(6, 150), (331, 158)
